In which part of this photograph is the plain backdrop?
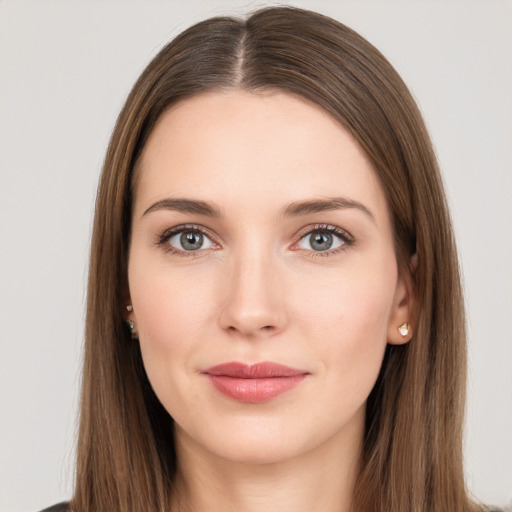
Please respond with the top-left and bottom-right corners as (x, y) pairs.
(0, 1), (511, 510)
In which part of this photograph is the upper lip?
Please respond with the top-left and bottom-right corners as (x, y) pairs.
(203, 361), (308, 378)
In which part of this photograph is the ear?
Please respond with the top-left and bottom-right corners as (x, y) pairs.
(386, 253), (417, 345)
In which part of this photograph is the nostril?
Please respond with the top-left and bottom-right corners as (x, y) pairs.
(224, 323), (279, 338)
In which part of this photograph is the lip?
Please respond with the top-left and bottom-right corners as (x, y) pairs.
(203, 362), (308, 403)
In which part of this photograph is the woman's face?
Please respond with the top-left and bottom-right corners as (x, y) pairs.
(128, 90), (412, 464)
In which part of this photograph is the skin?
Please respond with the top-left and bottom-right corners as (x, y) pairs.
(128, 90), (413, 512)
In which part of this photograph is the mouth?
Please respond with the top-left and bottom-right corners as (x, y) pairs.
(202, 362), (309, 403)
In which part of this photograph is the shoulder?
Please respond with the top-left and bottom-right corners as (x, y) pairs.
(38, 502), (69, 512)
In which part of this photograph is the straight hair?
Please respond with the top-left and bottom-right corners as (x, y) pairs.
(72, 7), (480, 512)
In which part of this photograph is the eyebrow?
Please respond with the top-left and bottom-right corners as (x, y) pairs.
(142, 196), (374, 222)
(282, 197), (375, 222)
(142, 198), (221, 218)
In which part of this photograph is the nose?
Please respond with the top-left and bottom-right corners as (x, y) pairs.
(218, 248), (287, 338)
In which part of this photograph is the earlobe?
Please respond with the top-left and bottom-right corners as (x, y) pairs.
(387, 254), (417, 345)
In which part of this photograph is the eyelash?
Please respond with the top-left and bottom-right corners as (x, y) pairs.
(293, 224), (354, 257)
(156, 224), (218, 257)
(155, 223), (354, 257)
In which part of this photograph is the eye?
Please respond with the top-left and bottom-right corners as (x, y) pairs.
(160, 227), (215, 253)
(296, 226), (351, 253)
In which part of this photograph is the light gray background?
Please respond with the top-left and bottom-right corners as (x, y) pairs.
(1, 1), (511, 510)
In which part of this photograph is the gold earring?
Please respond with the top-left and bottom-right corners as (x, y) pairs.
(398, 323), (410, 337)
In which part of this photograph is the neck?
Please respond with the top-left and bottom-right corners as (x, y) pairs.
(170, 412), (363, 512)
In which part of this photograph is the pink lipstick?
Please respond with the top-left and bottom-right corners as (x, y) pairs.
(203, 362), (308, 403)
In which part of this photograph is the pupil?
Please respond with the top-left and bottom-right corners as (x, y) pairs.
(310, 232), (332, 251)
(181, 231), (203, 251)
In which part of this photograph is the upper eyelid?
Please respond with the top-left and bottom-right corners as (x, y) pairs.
(159, 222), (351, 236)
(160, 223), (216, 239)
(293, 224), (354, 242)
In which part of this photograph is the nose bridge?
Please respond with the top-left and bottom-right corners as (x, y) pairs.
(219, 236), (285, 336)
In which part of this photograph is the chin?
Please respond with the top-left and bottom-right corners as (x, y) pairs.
(213, 436), (305, 465)
(175, 415), (311, 465)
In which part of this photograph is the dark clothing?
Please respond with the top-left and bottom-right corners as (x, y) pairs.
(39, 503), (68, 512)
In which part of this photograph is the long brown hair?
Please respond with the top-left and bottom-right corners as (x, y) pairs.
(72, 7), (480, 512)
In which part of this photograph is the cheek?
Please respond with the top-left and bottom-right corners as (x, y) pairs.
(293, 261), (396, 339)
(291, 262), (396, 387)
(130, 252), (216, 337)
(128, 259), (219, 392)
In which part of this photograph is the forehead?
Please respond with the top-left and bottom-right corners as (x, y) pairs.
(134, 90), (388, 220)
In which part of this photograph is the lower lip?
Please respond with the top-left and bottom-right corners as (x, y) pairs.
(206, 375), (307, 403)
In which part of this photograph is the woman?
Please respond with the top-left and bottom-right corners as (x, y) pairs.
(42, 6), (491, 512)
